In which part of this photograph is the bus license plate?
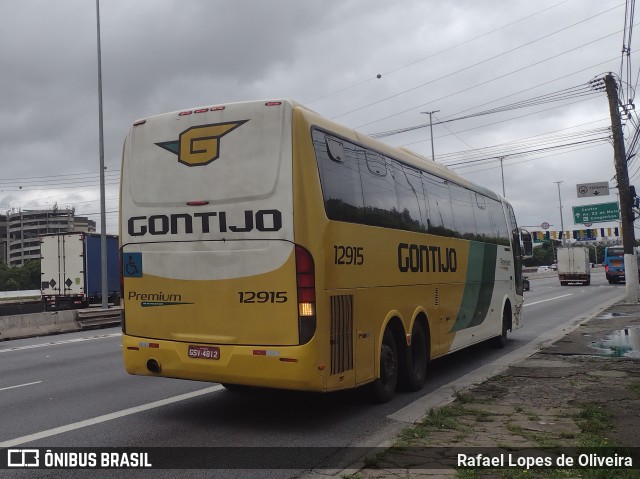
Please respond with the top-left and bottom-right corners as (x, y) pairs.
(188, 345), (220, 360)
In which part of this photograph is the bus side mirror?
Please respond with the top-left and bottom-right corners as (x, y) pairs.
(520, 228), (533, 258)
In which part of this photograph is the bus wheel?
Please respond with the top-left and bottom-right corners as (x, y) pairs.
(492, 309), (509, 349)
(371, 329), (398, 403)
(400, 322), (429, 392)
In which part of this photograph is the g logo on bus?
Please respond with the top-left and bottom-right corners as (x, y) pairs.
(156, 120), (248, 166)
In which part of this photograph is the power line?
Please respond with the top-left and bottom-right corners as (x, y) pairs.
(331, 4), (624, 122)
(456, 141), (610, 176)
(0, 170), (120, 184)
(357, 29), (629, 130)
(368, 54), (631, 154)
(399, 96), (607, 150)
(441, 137), (610, 169)
(302, 0), (573, 106)
(371, 83), (598, 139)
(437, 127), (611, 165)
(0, 180), (120, 192)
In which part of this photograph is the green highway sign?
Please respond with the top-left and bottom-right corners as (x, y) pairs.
(572, 202), (619, 224)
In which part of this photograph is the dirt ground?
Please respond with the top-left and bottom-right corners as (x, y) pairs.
(353, 302), (640, 478)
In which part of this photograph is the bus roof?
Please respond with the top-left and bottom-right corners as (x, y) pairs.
(131, 99), (504, 204)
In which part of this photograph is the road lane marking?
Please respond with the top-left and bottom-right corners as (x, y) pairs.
(0, 333), (121, 353)
(523, 294), (573, 307)
(0, 381), (42, 392)
(0, 385), (223, 447)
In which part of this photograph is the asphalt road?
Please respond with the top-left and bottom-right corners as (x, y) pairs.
(0, 269), (622, 478)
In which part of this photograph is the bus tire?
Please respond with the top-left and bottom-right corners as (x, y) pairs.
(371, 328), (398, 403)
(492, 308), (510, 349)
(400, 322), (428, 392)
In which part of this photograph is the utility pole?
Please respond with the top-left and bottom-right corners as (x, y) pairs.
(604, 73), (638, 301)
(421, 110), (440, 161)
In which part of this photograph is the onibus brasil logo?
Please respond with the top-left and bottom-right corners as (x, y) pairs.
(156, 120), (248, 166)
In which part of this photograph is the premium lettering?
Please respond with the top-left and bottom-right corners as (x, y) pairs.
(128, 291), (182, 302)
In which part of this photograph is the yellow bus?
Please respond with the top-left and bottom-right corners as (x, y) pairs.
(120, 99), (531, 402)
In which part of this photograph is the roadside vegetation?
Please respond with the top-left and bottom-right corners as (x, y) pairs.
(0, 260), (40, 291)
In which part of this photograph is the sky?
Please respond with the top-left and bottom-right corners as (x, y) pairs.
(0, 0), (636, 240)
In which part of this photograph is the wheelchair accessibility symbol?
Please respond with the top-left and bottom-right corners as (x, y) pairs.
(123, 253), (142, 277)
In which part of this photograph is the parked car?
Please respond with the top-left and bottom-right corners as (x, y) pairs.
(537, 266), (552, 273)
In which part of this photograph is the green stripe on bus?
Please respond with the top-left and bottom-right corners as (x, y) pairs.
(450, 242), (497, 332)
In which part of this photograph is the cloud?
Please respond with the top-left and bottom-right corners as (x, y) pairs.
(0, 0), (632, 237)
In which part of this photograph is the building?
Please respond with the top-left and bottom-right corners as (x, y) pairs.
(5, 208), (96, 267)
(0, 214), (6, 264)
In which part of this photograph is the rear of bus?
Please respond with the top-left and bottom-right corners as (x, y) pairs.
(604, 246), (624, 283)
(120, 100), (320, 390)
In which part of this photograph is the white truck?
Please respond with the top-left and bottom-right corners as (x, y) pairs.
(40, 232), (120, 310)
(557, 247), (591, 286)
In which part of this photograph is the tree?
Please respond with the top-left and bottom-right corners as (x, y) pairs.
(0, 260), (41, 291)
(523, 243), (555, 267)
(4, 278), (19, 291)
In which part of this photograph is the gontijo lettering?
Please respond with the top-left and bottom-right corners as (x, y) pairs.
(398, 242), (457, 273)
(127, 209), (282, 236)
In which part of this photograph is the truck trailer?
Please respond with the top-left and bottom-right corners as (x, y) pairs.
(40, 232), (120, 310)
(557, 246), (591, 286)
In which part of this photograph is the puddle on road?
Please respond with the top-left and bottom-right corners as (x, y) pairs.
(597, 312), (628, 320)
(590, 326), (640, 358)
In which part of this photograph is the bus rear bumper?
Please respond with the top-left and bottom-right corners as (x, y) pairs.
(122, 334), (325, 392)
(606, 271), (625, 281)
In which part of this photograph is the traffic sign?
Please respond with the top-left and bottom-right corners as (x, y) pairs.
(572, 202), (619, 224)
(541, 222), (550, 230)
(576, 182), (609, 198)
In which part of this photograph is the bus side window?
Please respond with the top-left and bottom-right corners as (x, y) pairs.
(361, 151), (397, 215)
(422, 173), (455, 235)
(313, 130), (364, 221)
(449, 183), (477, 238)
(393, 162), (427, 232)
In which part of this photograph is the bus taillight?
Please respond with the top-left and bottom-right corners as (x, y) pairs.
(295, 245), (316, 344)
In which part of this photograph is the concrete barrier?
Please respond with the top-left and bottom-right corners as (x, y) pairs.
(0, 310), (80, 341)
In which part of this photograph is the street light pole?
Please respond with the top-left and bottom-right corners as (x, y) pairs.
(96, 0), (108, 310)
(421, 110), (440, 161)
(555, 181), (565, 246)
(499, 156), (505, 197)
